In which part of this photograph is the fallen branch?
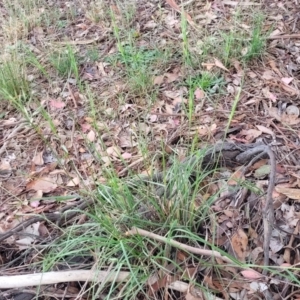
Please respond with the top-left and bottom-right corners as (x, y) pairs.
(126, 227), (237, 265)
(0, 269), (223, 299)
(0, 270), (130, 289)
(267, 34), (300, 40)
(262, 146), (276, 274)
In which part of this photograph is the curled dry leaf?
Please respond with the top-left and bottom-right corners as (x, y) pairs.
(249, 281), (268, 292)
(121, 152), (132, 159)
(30, 190), (43, 208)
(16, 222), (40, 250)
(87, 130), (96, 142)
(0, 159), (12, 178)
(286, 105), (299, 117)
(214, 58), (229, 72)
(240, 129), (262, 141)
(256, 125), (275, 136)
(165, 0), (194, 25)
(198, 124), (217, 136)
(268, 107), (300, 125)
(281, 77), (294, 85)
(81, 123), (92, 133)
(262, 87), (277, 102)
(67, 176), (80, 187)
(194, 88), (205, 100)
(228, 167), (245, 186)
(153, 75), (164, 85)
(26, 176), (58, 193)
(32, 151), (44, 166)
(2, 118), (18, 126)
(185, 291), (204, 300)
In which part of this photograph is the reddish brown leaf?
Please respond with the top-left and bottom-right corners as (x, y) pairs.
(26, 176), (58, 193)
(49, 99), (66, 109)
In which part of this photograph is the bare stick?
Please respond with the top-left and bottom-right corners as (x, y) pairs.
(0, 270), (130, 289)
(267, 34), (300, 40)
(126, 227), (237, 265)
(262, 147), (276, 274)
(0, 270), (222, 299)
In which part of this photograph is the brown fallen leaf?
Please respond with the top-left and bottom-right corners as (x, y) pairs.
(32, 151), (44, 166)
(239, 129), (262, 141)
(165, 0), (195, 26)
(230, 228), (248, 262)
(185, 291), (204, 300)
(280, 82), (299, 96)
(228, 167), (245, 186)
(275, 187), (300, 200)
(49, 99), (66, 109)
(87, 130), (96, 142)
(80, 123), (92, 133)
(0, 159), (12, 178)
(256, 125), (275, 136)
(194, 88), (205, 100)
(214, 58), (229, 72)
(262, 87), (277, 102)
(153, 75), (164, 85)
(165, 72), (179, 83)
(240, 269), (263, 279)
(66, 176), (80, 187)
(30, 190), (43, 208)
(26, 176), (58, 193)
(281, 77), (294, 85)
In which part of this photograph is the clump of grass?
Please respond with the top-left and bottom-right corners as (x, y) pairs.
(180, 9), (192, 66)
(2, 0), (46, 40)
(186, 72), (224, 93)
(108, 6), (172, 101)
(50, 46), (79, 80)
(107, 41), (166, 99)
(243, 14), (266, 61)
(23, 47), (49, 79)
(86, 47), (100, 62)
(187, 10), (267, 68)
(184, 72), (224, 120)
(0, 59), (30, 103)
(220, 11), (267, 65)
(41, 148), (223, 299)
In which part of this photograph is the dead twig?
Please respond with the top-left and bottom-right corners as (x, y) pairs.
(262, 146), (276, 274)
(0, 270), (130, 289)
(267, 34), (300, 39)
(235, 144), (276, 273)
(0, 269), (222, 298)
(126, 227), (237, 265)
